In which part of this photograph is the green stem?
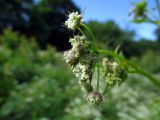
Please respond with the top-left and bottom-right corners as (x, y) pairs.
(103, 84), (109, 95)
(146, 18), (158, 25)
(130, 69), (160, 86)
(79, 23), (98, 53)
(78, 27), (84, 35)
(81, 23), (96, 41)
(98, 49), (160, 88)
(96, 62), (100, 91)
(81, 23), (97, 47)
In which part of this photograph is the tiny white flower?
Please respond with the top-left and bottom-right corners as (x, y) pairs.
(112, 62), (119, 69)
(72, 63), (89, 81)
(69, 35), (86, 47)
(65, 12), (83, 30)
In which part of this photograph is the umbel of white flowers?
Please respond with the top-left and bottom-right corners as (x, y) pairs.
(65, 12), (83, 30)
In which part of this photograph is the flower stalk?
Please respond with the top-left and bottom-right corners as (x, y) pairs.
(96, 61), (100, 91)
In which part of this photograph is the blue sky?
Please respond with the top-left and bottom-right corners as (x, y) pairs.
(73, 0), (158, 40)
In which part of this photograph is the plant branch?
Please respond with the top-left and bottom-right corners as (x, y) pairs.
(98, 49), (160, 88)
(80, 23), (97, 48)
(96, 62), (100, 91)
(78, 27), (84, 35)
(81, 23), (96, 42)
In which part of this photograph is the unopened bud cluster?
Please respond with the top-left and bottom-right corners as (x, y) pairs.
(102, 58), (127, 88)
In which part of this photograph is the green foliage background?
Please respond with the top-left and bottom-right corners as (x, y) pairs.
(0, 28), (78, 120)
(0, 0), (160, 120)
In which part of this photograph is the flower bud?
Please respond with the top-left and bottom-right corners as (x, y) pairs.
(87, 91), (103, 105)
(64, 49), (79, 66)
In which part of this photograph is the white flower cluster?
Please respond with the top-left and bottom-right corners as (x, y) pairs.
(64, 35), (97, 93)
(64, 35), (86, 66)
(64, 49), (79, 65)
(69, 35), (86, 47)
(65, 12), (83, 30)
(102, 58), (127, 88)
(72, 63), (89, 81)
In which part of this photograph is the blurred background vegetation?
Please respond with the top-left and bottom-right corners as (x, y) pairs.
(0, 0), (160, 120)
